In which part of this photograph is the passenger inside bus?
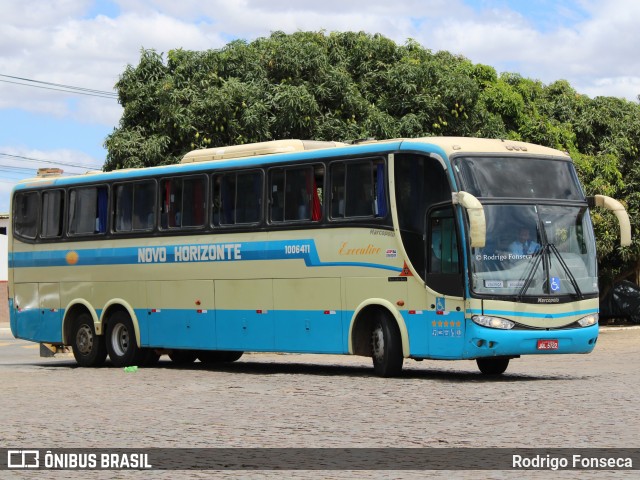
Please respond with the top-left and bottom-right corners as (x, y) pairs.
(509, 228), (540, 255)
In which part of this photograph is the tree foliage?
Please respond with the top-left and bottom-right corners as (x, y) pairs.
(105, 31), (640, 289)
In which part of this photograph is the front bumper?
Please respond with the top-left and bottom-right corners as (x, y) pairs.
(464, 321), (598, 359)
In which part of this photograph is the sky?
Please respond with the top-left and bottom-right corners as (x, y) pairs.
(1, 0), (639, 214)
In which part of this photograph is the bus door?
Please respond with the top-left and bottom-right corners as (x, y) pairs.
(425, 205), (466, 358)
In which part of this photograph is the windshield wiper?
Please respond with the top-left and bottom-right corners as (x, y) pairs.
(517, 246), (545, 300)
(548, 243), (583, 299)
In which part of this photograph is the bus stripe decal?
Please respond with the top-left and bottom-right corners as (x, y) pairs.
(9, 239), (403, 273)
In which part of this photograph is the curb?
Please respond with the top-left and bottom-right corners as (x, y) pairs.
(599, 325), (640, 332)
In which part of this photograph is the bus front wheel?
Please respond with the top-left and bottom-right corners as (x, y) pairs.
(71, 313), (107, 367)
(106, 311), (142, 368)
(476, 357), (510, 375)
(371, 313), (403, 377)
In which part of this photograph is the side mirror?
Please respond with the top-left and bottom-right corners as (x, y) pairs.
(452, 191), (486, 248)
(587, 195), (632, 247)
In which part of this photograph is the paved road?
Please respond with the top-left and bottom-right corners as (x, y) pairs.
(1, 324), (638, 479)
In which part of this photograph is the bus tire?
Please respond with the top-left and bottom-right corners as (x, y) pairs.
(198, 351), (243, 364)
(106, 311), (142, 368)
(476, 357), (510, 375)
(371, 312), (403, 377)
(168, 350), (198, 365)
(71, 313), (107, 368)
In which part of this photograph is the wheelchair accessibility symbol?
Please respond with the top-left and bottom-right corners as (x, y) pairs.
(550, 277), (561, 292)
(436, 297), (446, 311)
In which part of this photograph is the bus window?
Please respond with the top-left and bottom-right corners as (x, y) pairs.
(213, 171), (262, 226)
(41, 190), (64, 238)
(68, 186), (108, 235)
(330, 159), (384, 219)
(161, 175), (206, 229)
(270, 170), (285, 222)
(182, 176), (206, 227)
(331, 160), (380, 218)
(269, 166), (322, 223)
(426, 206), (463, 296)
(115, 180), (156, 232)
(330, 163), (346, 218)
(346, 162), (373, 217)
(132, 181), (156, 230)
(14, 191), (39, 239)
(429, 209), (459, 274)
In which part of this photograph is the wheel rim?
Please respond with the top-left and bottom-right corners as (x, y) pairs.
(76, 324), (93, 355)
(111, 323), (130, 357)
(371, 324), (385, 362)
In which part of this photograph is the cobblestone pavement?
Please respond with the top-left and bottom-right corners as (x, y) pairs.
(1, 325), (638, 479)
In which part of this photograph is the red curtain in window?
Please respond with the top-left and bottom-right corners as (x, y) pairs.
(306, 171), (321, 221)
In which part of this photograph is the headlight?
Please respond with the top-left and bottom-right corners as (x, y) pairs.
(472, 315), (515, 330)
(577, 314), (598, 327)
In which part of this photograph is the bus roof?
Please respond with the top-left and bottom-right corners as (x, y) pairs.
(403, 137), (569, 158)
(180, 139), (347, 163)
(13, 137), (570, 189)
(181, 137), (568, 163)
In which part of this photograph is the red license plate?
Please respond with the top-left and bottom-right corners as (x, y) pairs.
(537, 339), (559, 350)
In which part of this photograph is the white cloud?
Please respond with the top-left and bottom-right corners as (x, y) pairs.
(1, 0), (639, 134)
(0, 144), (105, 213)
(0, 4), (225, 126)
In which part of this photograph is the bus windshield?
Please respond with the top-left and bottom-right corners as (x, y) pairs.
(454, 156), (583, 199)
(470, 205), (598, 297)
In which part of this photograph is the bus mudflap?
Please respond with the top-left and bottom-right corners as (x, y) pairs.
(40, 343), (71, 357)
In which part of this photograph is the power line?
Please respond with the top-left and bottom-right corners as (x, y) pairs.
(0, 152), (103, 171)
(0, 74), (118, 99)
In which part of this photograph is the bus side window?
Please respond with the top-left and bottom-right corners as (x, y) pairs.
(330, 160), (379, 219)
(346, 162), (373, 217)
(116, 181), (156, 232)
(213, 171), (262, 226)
(181, 176), (206, 227)
(162, 176), (206, 229)
(132, 181), (156, 230)
(286, 167), (310, 221)
(115, 184), (133, 232)
(331, 163), (345, 218)
(14, 191), (39, 239)
(236, 171), (262, 224)
(429, 210), (459, 274)
(68, 186), (108, 235)
(270, 166), (320, 223)
(41, 190), (64, 238)
(211, 173), (222, 226)
(373, 161), (387, 217)
(270, 170), (285, 223)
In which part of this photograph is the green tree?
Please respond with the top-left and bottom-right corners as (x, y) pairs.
(105, 31), (640, 290)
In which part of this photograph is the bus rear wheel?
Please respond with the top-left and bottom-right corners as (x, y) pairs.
(476, 357), (510, 375)
(71, 313), (107, 367)
(371, 313), (403, 377)
(106, 311), (142, 368)
(198, 351), (243, 364)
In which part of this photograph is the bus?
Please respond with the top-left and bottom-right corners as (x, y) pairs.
(8, 137), (631, 376)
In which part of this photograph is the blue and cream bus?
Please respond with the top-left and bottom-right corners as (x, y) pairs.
(8, 137), (631, 376)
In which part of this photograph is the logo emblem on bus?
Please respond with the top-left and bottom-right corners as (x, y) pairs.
(65, 251), (79, 265)
(550, 277), (560, 292)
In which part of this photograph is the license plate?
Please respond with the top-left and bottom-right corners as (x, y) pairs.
(537, 339), (559, 350)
